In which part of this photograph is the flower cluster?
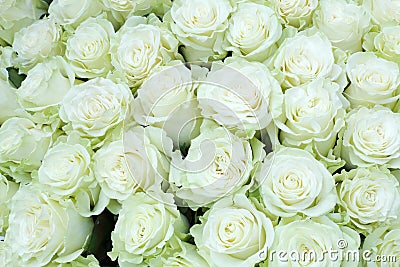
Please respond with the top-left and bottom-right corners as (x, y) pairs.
(1, 0), (400, 266)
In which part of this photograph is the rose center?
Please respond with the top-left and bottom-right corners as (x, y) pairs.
(363, 190), (377, 203)
(282, 173), (301, 190)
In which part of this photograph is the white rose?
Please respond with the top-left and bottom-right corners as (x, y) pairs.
(313, 0), (371, 53)
(362, 223), (400, 267)
(0, 0), (16, 12)
(59, 77), (133, 139)
(46, 254), (100, 267)
(256, 146), (337, 217)
(0, 174), (18, 235)
(0, 241), (12, 266)
(271, 0), (318, 28)
(17, 56), (75, 113)
(272, 30), (345, 89)
(93, 140), (139, 201)
(0, 0), (46, 21)
(38, 140), (92, 197)
(122, 126), (173, 193)
(339, 106), (400, 168)
(149, 238), (210, 267)
(102, 0), (172, 17)
(12, 18), (62, 72)
(132, 63), (201, 148)
(37, 135), (107, 217)
(0, 77), (30, 124)
(108, 192), (188, 266)
(0, 0), (48, 45)
(102, 0), (137, 12)
(159, 243), (209, 267)
(5, 185), (93, 266)
(0, 46), (13, 79)
(373, 26), (400, 62)
(169, 121), (257, 209)
(335, 167), (400, 234)
(165, 0), (235, 61)
(191, 194), (275, 267)
(110, 15), (180, 88)
(65, 16), (114, 78)
(274, 79), (349, 171)
(198, 58), (283, 138)
(102, 0), (139, 13)
(363, 0), (400, 26)
(345, 52), (400, 109)
(268, 216), (360, 267)
(0, 117), (53, 183)
(225, 2), (281, 62)
(48, 0), (103, 27)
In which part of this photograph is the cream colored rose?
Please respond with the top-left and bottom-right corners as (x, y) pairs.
(191, 194), (275, 267)
(373, 26), (400, 62)
(256, 146), (337, 217)
(169, 121), (254, 209)
(132, 63), (201, 148)
(12, 18), (62, 72)
(0, 117), (53, 183)
(110, 15), (180, 88)
(0, 174), (18, 235)
(108, 192), (188, 266)
(0, 241), (12, 266)
(37, 134), (108, 217)
(122, 125), (173, 193)
(363, 0), (400, 26)
(198, 58), (283, 138)
(149, 238), (210, 267)
(271, 0), (318, 28)
(59, 77), (133, 138)
(268, 216), (360, 267)
(0, 0), (46, 21)
(38, 140), (93, 197)
(362, 223), (400, 267)
(48, 0), (103, 27)
(0, 0), (16, 12)
(225, 2), (281, 62)
(272, 30), (344, 89)
(165, 0), (235, 61)
(159, 244), (209, 267)
(0, 0), (48, 45)
(313, 0), (371, 53)
(345, 52), (400, 109)
(102, 0), (136, 12)
(0, 77), (30, 124)
(45, 255), (100, 267)
(0, 46), (13, 79)
(93, 140), (140, 201)
(274, 79), (348, 172)
(102, 0), (171, 17)
(4, 185), (93, 266)
(339, 106), (400, 168)
(17, 56), (75, 113)
(335, 167), (400, 234)
(65, 16), (114, 78)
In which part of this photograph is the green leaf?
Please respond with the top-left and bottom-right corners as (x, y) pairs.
(6, 67), (26, 89)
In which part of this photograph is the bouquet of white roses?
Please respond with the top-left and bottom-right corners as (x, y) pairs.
(1, 0), (400, 266)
